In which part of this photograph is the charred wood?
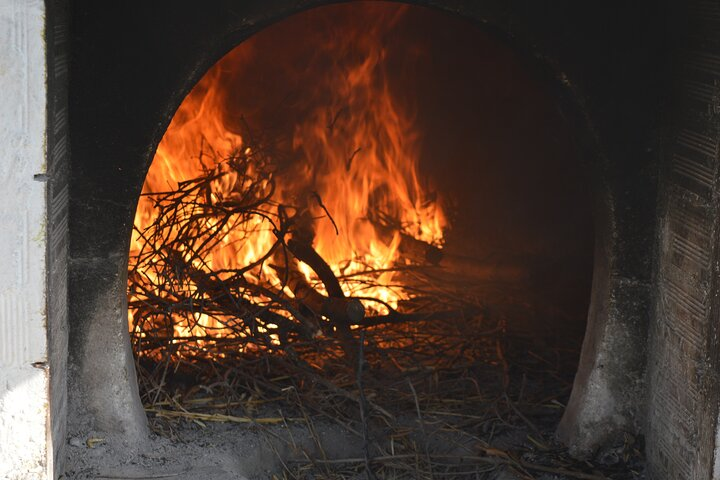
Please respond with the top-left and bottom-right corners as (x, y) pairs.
(286, 238), (345, 298)
(270, 263), (365, 328)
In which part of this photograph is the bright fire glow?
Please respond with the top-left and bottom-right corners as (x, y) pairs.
(129, 4), (447, 343)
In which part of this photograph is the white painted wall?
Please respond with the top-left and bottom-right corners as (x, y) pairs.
(0, 1), (51, 479)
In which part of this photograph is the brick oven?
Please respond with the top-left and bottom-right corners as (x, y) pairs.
(1, 1), (718, 479)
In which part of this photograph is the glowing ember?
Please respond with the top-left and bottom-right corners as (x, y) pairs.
(129, 4), (447, 346)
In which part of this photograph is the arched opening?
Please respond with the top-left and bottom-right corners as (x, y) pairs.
(123, 3), (602, 477)
(64, 0), (670, 476)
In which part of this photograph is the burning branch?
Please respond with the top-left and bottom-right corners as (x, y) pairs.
(130, 139), (441, 364)
(272, 236), (364, 360)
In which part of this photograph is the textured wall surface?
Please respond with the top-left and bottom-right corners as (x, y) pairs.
(646, 1), (720, 478)
(46, 0), (70, 476)
(0, 0), (51, 478)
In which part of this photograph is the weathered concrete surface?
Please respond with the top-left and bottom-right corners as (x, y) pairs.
(557, 271), (650, 455)
(46, 1), (71, 476)
(68, 255), (147, 441)
(557, 175), (653, 455)
(0, 0), (52, 478)
(645, 2), (720, 477)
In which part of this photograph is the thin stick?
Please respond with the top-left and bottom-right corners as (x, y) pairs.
(407, 378), (434, 479)
(311, 190), (339, 235)
(145, 408), (299, 424)
(95, 472), (187, 480)
(356, 331), (377, 480)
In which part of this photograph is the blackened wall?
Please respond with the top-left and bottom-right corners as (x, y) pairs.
(67, 0), (666, 462)
(46, 0), (71, 475)
(646, 2), (720, 478)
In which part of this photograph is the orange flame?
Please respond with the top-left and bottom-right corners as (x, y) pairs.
(129, 4), (447, 342)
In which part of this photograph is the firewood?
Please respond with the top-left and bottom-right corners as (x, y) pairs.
(398, 233), (443, 265)
(270, 263), (365, 327)
(271, 260), (362, 364)
(272, 234), (366, 362)
(182, 257), (322, 338)
(371, 220), (443, 265)
(286, 238), (345, 298)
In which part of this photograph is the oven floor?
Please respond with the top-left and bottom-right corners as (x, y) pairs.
(64, 307), (645, 479)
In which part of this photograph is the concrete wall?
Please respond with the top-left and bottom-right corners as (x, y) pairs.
(646, 1), (720, 478)
(0, 1), (69, 478)
(0, 0), (51, 478)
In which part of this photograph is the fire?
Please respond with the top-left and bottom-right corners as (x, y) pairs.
(129, 4), (447, 345)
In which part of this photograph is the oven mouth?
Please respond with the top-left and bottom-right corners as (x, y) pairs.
(122, 3), (597, 477)
(62, 1), (662, 478)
